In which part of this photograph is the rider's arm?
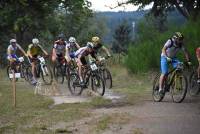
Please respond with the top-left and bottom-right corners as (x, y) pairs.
(7, 46), (12, 58)
(52, 44), (57, 57)
(65, 46), (71, 61)
(102, 46), (111, 56)
(38, 44), (48, 55)
(182, 45), (190, 62)
(162, 40), (172, 58)
(75, 42), (81, 49)
(17, 44), (27, 56)
(27, 45), (33, 58)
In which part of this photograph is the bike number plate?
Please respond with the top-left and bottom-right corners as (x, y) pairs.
(9, 73), (21, 78)
(39, 57), (45, 64)
(18, 57), (24, 62)
(90, 64), (98, 71)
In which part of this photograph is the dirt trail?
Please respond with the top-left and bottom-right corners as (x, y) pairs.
(59, 94), (200, 134)
(35, 79), (200, 134)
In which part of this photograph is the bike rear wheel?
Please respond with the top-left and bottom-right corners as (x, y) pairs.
(91, 74), (105, 96)
(171, 72), (187, 103)
(41, 65), (53, 85)
(152, 73), (165, 102)
(189, 71), (200, 96)
(68, 73), (83, 95)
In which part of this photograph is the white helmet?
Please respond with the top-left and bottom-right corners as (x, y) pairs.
(10, 39), (16, 44)
(69, 37), (76, 43)
(32, 38), (39, 44)
(86, 42), (94, 48)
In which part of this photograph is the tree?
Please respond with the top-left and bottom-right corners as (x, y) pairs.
(112, 20), (132, 54)
(112, 0), (200, 20)
(0, 0), (92, 66)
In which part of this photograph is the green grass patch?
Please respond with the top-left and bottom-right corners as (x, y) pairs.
(94, 113), (131, 133)
(0, 82), (90, 133)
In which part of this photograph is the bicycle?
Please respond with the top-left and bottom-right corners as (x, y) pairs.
(28, 55), (53, 85)
(53, 56), (67, 84)
(7, 57), (32, 83)
(152, 62), (188, 103)
(68, 60), (105, 96)
(98, 56), (112, 89)
(188, 65), (200, 96)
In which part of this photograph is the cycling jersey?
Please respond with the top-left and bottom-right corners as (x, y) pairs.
(66, 42), (78, 52)
(7, 44), (22, 55)
(53, 40), (66, 55)
(28, 44), (43, 56)
(75, 47), (90, 57)
(93, 43), (103, 53)
(161, 38), (186, 58)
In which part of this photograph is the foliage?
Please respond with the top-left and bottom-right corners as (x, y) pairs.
(112, 20), (133, 53)
(121, 0), (200, 20)
(125, 19), (200, 73)
(0, 0), (92, 66)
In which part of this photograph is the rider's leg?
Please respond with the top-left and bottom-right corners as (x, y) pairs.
(52, 53), (57, 64)
(159, 56), (168, 92)
(77, 61), (83, 82)
(31, 62), (37, 81)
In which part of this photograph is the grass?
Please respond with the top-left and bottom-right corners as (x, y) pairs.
(94, 113), (131, 133)
(0, 65), (152, 133)
(0, 82), (90, 133)
(111, 64), (152, 105)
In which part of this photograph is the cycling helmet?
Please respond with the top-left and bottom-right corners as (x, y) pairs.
(58, 33), (65, 40)
(174, 32), (184, 40)
(10, 39), (16, 44)
(86, 42), (94, 49)
(69, 36), (76, 43)
(92, 36), (100, 44)
(32, 38), (39, 44)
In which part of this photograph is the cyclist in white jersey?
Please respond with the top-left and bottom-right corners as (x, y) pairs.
(159, 32), (191, 94)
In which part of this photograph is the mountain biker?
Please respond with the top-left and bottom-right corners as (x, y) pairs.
(159, 32), (191, 94)
(91, 36), (111, 59)
(7, 39), (27, 66)
(65, 36), (80, 63)
(27, 38), (48, 84)
(196, 47), (200, 83)
(52, 34), (67, 64)
(75, 42), (97, 86)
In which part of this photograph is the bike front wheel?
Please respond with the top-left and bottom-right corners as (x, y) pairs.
(91, 74), (105, 96)
(171, 72), (187, 103)
(102, 68), (112, 89)
(189, 71), (200, 96)
(7, 66), (18, 82)
(41, 65), (53, 85)
(68, 73), (83, 95)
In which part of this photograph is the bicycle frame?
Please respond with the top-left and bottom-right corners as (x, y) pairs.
(164, 63), (184, 91)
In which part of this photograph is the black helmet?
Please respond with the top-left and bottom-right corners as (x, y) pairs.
(58, 33), (65, 40)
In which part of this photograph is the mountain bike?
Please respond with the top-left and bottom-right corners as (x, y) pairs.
(152, 62), (188, 103)
(7, 57), (32, 83)
(53, 56), (67, 84)
(98, 57), (112, 89)
(188, 65), (200, 96)
(68, 60), (105, 96)
(28, 55), (53, 85)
